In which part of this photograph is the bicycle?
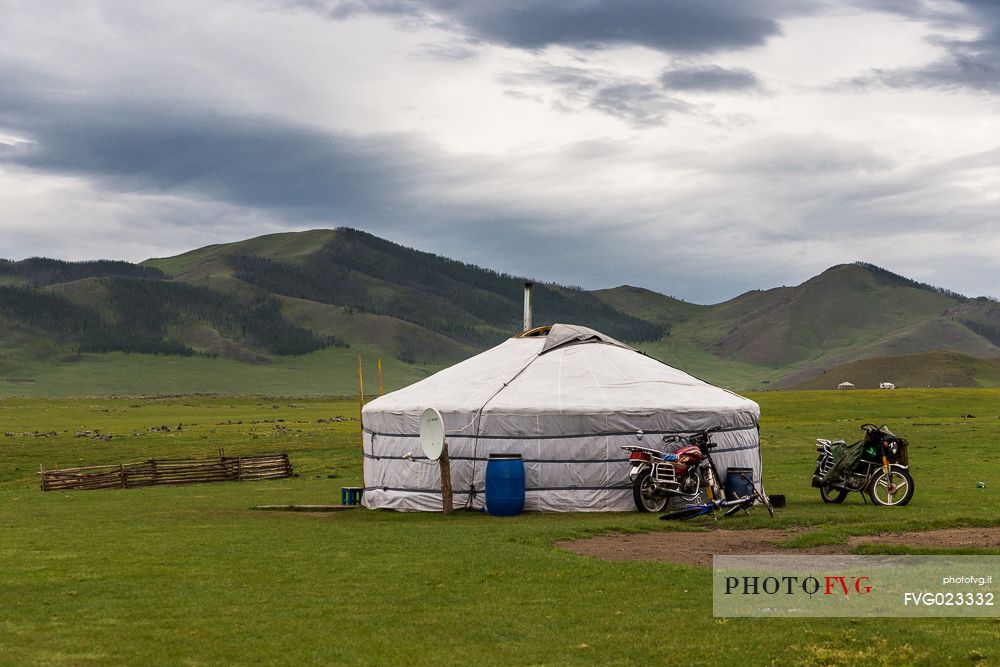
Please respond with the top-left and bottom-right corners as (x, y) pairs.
(659, 473), (775, 521)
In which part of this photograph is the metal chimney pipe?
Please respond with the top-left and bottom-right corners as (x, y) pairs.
(523, 282), (533, 331)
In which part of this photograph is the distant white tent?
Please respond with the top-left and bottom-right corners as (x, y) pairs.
(879, 382), (896, 389)
(361, 324), (762, 512)
(838, 382), (855, 390)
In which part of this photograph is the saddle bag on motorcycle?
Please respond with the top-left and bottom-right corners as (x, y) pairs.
(821, 438), (863, 482)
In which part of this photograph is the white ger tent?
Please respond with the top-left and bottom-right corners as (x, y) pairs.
(361, 324), (761, 512)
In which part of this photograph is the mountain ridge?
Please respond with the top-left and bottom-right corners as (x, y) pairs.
(2, 230), (998, 395)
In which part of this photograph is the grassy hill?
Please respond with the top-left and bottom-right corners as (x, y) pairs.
(2, 231), (998, 395)
(0, 229), (663, 396)
(147, 228), (662, 349)
(642, 264), (1000, 390)
(143, 229), (339, 278)
(592, 285), (706, 330)
(786, 351), (1000, 390)
(676, 264), (971, 366)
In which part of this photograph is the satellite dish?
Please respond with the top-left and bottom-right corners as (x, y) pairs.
(419, 407), (445, 461)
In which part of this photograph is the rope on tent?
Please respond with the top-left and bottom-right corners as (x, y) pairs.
(465, 354), (539, 510)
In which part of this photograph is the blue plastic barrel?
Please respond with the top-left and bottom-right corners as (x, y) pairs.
(725, 467), (754, 500)
(485, 454), (525, 516)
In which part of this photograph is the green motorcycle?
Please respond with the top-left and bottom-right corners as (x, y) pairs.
(811, 424), (914, 506)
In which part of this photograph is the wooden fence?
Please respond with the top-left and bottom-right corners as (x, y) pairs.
(39, 451), (293, 491)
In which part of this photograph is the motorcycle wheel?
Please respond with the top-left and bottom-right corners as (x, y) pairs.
(868, 466), (914, 506)
(820, 484), (849, 504)
(632, 470), (669, 512)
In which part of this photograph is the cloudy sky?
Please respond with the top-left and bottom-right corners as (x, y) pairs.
(1, 1), (998, 302)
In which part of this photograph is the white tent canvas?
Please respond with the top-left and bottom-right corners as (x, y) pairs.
(361, 324), (762, 512)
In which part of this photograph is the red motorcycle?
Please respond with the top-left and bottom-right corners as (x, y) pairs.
(622, 430), (723, 512)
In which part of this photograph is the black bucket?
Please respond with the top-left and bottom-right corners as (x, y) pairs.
(725, 467), (754, 499)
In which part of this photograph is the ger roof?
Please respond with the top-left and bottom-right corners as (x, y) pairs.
(363, 323), (757, 418)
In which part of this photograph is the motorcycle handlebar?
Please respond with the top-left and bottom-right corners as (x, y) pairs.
(662, 430), (718, 449)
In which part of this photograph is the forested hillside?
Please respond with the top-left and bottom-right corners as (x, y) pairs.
(0, 258), (165, 286)
(0, 229), (664, 395)
(224, 229), (663, 347)
(0, 278), (340, 358)
(3, 231), (999, 396)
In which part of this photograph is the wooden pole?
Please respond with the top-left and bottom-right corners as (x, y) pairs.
(357, 355), (365, 449)
(439, 440), (453, 515)
(377, 356), (383, 397)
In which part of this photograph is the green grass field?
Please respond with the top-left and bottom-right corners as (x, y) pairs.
(0, 347), (440, 398)
(1, 390), (998, 666)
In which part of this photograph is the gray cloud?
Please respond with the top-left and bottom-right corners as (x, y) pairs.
(501, 66), (695, 126)
(285, 0), (795, 54)
(0, 66), (568, 274)
(3, 72), (999, 302)
(589, 84), (693, 127)
(3, 1), (1000, 305)
(660, 65), (763, 92)
(412, 40), (481, 62)
(622, 135), (1000, 300)
(286, 0), (416, 21)
(858, 49), (1000, 93)
(712, 135), (896, 175)
(0, 90), (430, 224)
(3, 64), (994, 302)
(848, 0), (1000, 93)
(500, 66), (602, 95)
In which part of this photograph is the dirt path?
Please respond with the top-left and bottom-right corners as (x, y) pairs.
(556, 526), (1000, 567)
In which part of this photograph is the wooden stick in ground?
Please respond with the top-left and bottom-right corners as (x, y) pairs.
(377, 356), (383, 397)
(357, 355), (365, 450)
(439, 440), (453, 515)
